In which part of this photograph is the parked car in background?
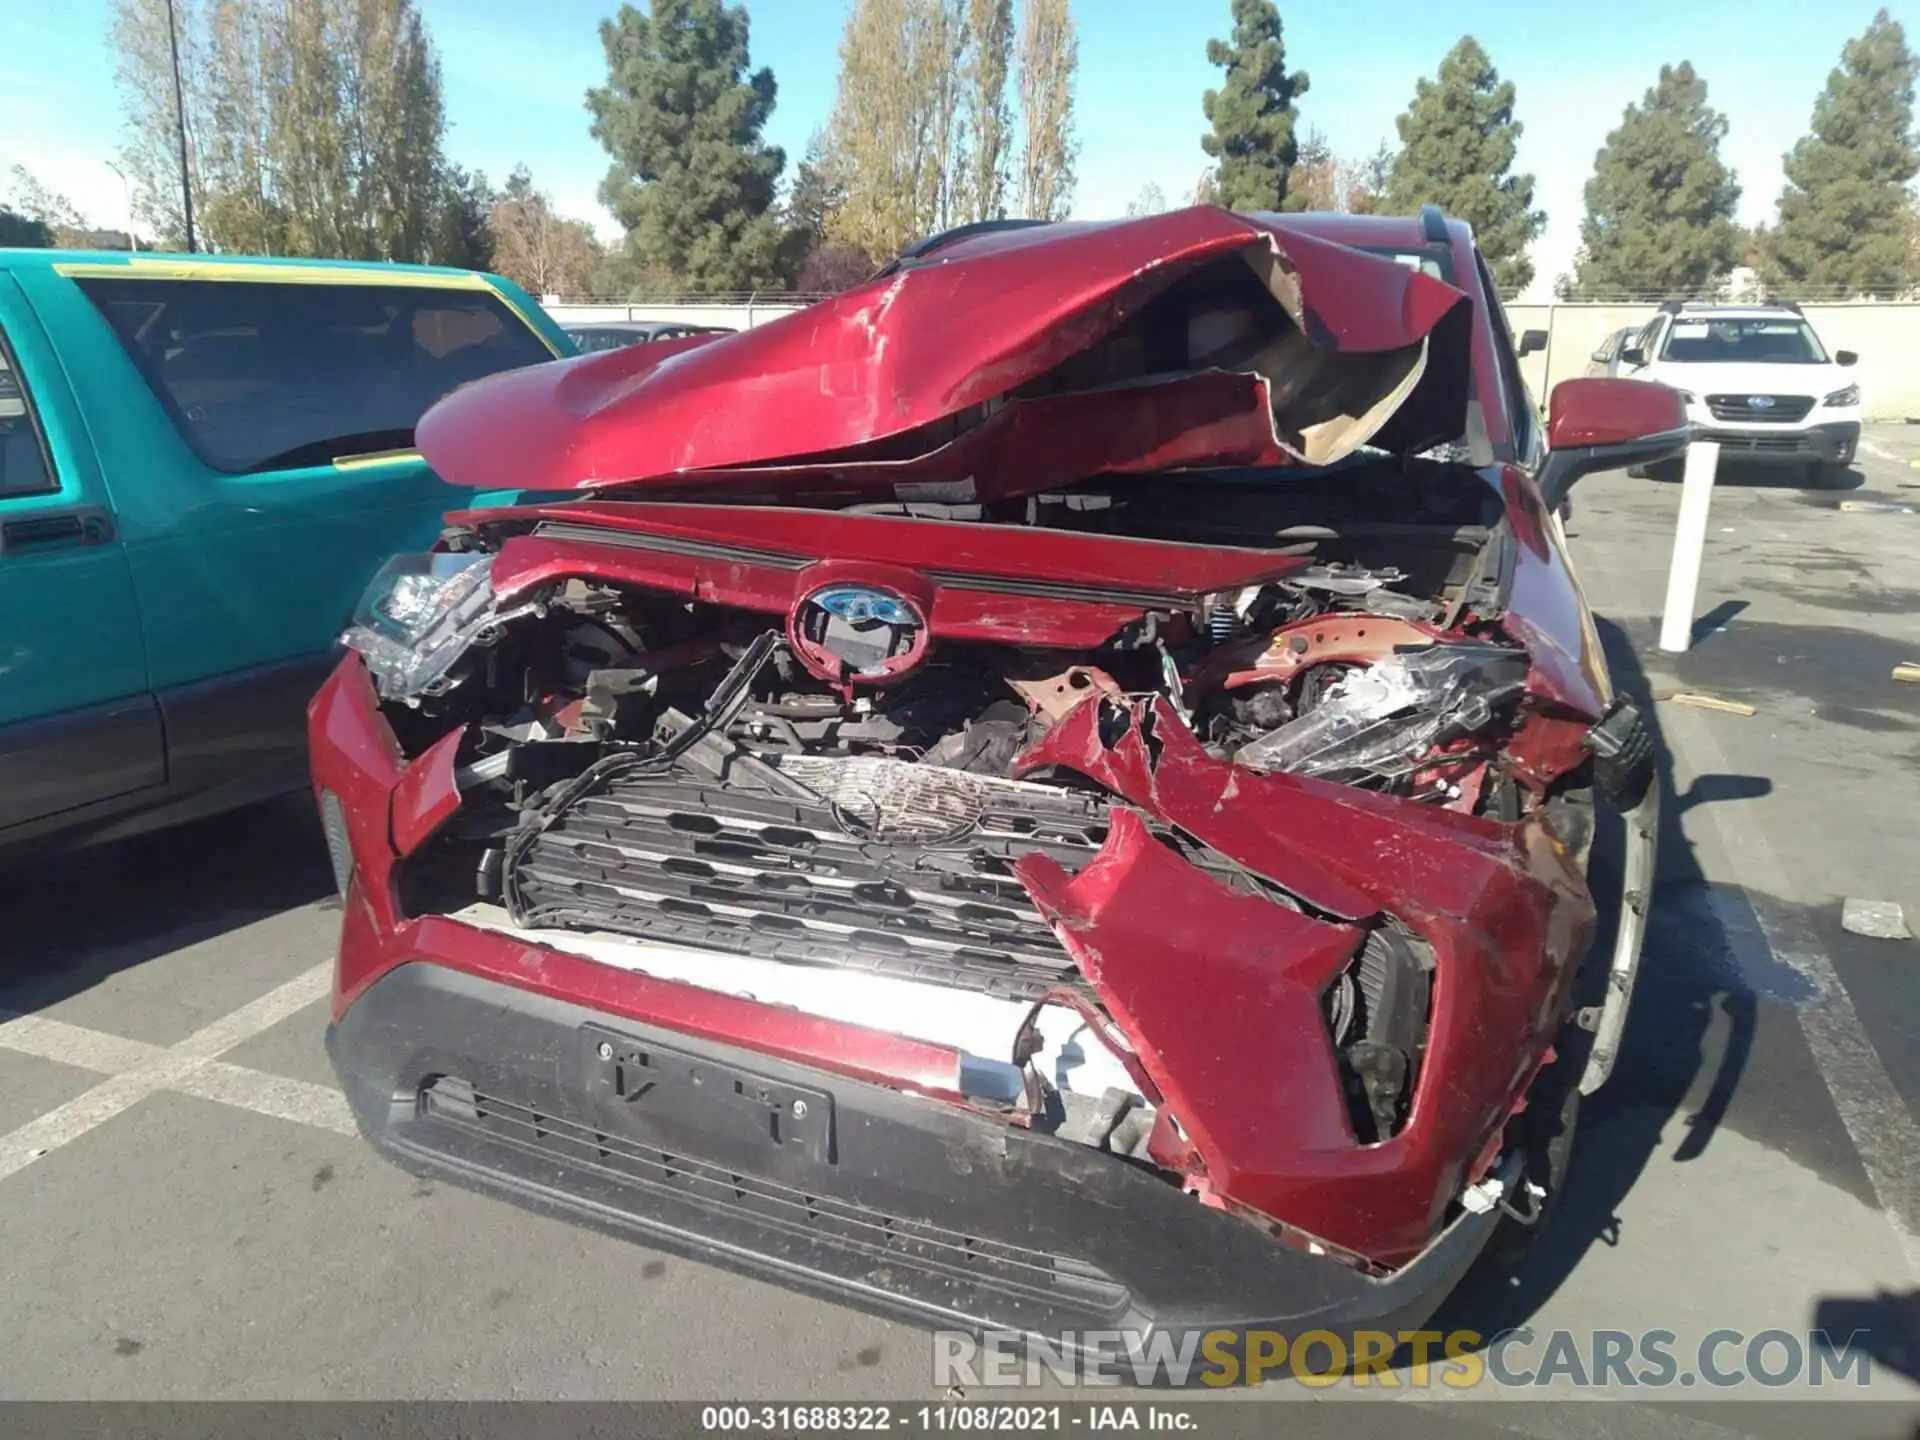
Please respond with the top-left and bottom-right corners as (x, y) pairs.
(315, 206), (1685, 1363)
(0, 249), (568, 862)
(1614, 301), (1861, 484)
(1586, 326), (1636, 377)
(562, 320), (736, 353)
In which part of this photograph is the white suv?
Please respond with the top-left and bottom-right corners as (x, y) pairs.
(1615, 303), (1861, 484)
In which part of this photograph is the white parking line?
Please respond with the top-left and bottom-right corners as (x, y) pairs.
(1664, 700), (1920, 1280)
(0, 961), (345, 1182)
(1859, 438), (1898, 463)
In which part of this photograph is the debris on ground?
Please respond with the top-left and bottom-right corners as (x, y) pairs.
(1665, 692), (1758, 716)
(1893, 663), (1920, 684)
(1838, 499), (1917, 514)
(1841, 899), (1912, 940)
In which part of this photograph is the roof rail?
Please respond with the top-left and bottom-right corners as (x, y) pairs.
(1418, 204), (1447, 244)
(871, 218), (1057, 279)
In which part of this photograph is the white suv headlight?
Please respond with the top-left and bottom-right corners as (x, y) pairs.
(343, 552), (498, 702)
(1823, 383), (1860, 408)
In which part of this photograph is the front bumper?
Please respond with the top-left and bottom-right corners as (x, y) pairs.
(1690, 418), (1859, 465)
(328, 958), (1510, 1364)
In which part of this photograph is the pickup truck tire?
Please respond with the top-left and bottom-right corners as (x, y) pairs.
(1806, 461), (1851, 488)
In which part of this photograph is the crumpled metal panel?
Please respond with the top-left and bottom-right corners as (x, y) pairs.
(416, 208), (1471, 494)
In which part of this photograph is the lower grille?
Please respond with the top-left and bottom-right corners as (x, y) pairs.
(1700, 429), (1812, 454)
(1705, 394), (1814, 423)
(421, 1075), (1130, 1312)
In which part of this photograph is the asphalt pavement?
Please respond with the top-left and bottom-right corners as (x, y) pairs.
(2, 433), (1918, 1435)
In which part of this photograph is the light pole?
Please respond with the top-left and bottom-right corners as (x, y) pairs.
(163, 0), (196, 252)
(105, 161), (137, 251)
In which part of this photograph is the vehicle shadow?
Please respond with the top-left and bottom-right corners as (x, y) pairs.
(1809, 1289), (1919, 1383)
(0, 794), (334, 1014)
(1427, 614), (1765, 1345)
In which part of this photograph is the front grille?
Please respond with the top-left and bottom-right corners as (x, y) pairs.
(1705, 394), (1814, 423)
(420, 1075), (1130, 1312)
(1700, 429), (1812, 454)
(505, 761), (1110, 999)
(504, 755), (1260, 999)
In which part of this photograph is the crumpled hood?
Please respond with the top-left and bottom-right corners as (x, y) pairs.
(418, 207), (1474, 498)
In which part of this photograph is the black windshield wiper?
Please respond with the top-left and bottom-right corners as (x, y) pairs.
(246, 427), (418, 473)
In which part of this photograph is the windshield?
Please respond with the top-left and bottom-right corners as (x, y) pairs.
(78, 275), (557, 472)
(1660, 317), (1829, 365)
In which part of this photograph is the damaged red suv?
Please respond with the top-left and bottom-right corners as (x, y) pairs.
(312, 207), (1686, 1357)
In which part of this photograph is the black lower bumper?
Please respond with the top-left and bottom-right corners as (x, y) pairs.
(327, 962), (1506, 1367)
(1695, 420), (1859, 465)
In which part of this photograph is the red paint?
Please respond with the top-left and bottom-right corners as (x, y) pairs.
(417, 209), (1471, 494)
(313, 667), (970, 1102)
(390, 727), (464, 855)
(1012, 692), (1592, 1262)
(475, 504), (1312, 654)
(1547, 377), (1688, 450)
(1016, 807), (1365, 1168)
(317, 211), (1630, 1271)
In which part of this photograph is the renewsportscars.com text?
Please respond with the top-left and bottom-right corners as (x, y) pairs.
(932, 1327), (1874, 1389)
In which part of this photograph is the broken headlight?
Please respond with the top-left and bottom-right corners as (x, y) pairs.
(1235, 645), (1527, 782)
(343, 552), (497, 702)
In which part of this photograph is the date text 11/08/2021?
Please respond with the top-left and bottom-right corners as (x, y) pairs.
(701, 1407), (1189, 1431)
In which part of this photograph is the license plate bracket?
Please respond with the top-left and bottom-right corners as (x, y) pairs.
(581, 1025), (835, 1165)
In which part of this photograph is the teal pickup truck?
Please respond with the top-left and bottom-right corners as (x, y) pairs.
(0, 250), (569, 861)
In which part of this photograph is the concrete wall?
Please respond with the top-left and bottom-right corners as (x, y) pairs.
(1510, 302), (1920, 422)
(545, 299), (1920, 422)
(543, 300), (808, 330)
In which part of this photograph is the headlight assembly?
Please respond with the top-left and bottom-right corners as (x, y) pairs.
(1823, 383), (1860, 408)
(343, 552), (502, 702)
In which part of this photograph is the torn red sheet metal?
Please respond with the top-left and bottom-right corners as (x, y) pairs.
(417, 208), (1471, 495)
(1015, 807), (1364, 1167)
(1012, 693), (1594, 1264)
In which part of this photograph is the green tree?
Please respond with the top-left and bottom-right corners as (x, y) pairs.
(588, 0), (786, 293)
(962, 0), (1014, 221)
(1201, 0), (1308, 212)
(1015, 0), (1078, 219)
(111, 0), (449, 260)
(1347, 140), (1394, 214)
(1385, 36), (1543, 294)
(490, 167), (605, 297)
(0, 208), (54, 248)
(434, 165), (496, 270)
(5, 167), (93, 247)
(1566, 62), (1741, 298)
(1765, 9), (1918, 297)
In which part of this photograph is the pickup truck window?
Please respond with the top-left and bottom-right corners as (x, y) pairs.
(0, 330), (56, 499)
(74, 277), (554, 473)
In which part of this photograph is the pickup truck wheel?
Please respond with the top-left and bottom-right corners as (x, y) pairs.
(1806, 461), (1851, 488)
(1645, 458), (1686, 483)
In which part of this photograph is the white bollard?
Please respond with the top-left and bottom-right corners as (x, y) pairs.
(1658, 440), (1720, 654)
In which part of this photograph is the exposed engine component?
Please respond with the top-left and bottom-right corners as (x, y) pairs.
(1323, 924), (1434, 1143)
(1234, 643), (1527, 785)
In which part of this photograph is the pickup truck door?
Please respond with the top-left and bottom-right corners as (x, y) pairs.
(18, 263), (561, 804)
(0, 276), (161, 830)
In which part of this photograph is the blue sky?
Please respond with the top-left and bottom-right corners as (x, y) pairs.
(2, 0), (1910, 298)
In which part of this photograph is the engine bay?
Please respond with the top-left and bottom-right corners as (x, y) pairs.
(349, 464), (1581, 1168)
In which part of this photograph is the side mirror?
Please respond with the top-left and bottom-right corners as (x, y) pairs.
(1835, 350), (1858, 367)
(1590, 348), (1611, 363)
(1617, 345), (1648, 368)
(1517, 329), (1548, 358)
(1535, 377), (1690, 508)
